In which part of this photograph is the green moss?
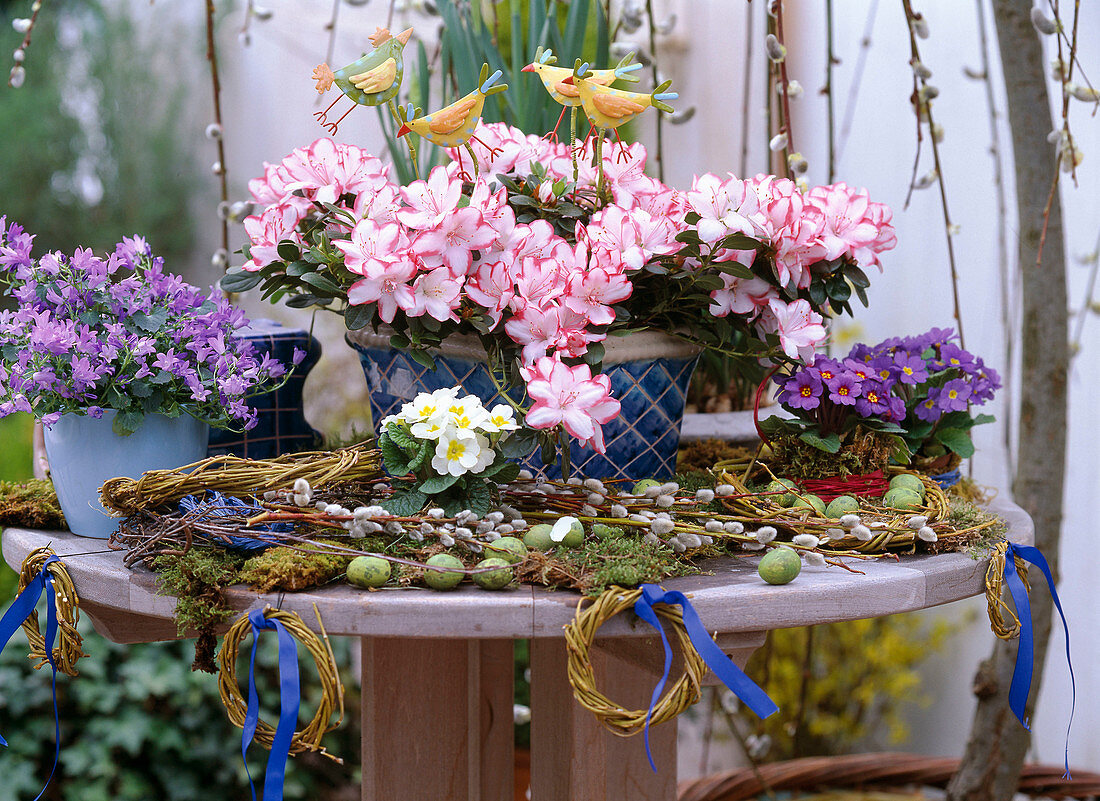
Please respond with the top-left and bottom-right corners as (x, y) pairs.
(0, 479), (66, 530)
(556, 535), (697, 596)
(151, 548), (244, 636)
(769, 427), (896, 480)
(238, 540), (352, 593)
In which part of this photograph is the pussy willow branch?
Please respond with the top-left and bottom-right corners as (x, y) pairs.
(1036, 0), (1083, 266)
(825, 0), (836, 184)
(205, 0), (230, 275)
(900, 1), (965, 348)
(765, 12), (776, 174)
(973, 0), (1015, 477)
(1070, 231), (1100, 358)
(8, 0), (42, 87)
(772, 0), (796, 179)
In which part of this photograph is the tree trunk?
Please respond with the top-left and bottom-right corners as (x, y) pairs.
(946, 2), (1068, 800)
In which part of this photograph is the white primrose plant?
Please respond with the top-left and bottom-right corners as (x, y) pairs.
(378, 387), (522, 516)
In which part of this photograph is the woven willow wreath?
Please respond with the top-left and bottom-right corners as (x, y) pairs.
(216, 606), (345, 763)
(564, 586), (708, 736)
(985, 540), (1030, 639)
(17, 546), (84, 676)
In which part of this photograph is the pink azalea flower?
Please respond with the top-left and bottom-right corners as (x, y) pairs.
(563, 260), (632, 326)
(520, 356), (621, 452)
(708, 273), (775, 317)
(280, 138), (389, 206)
(409, 266), (462, 322)
(465, 260), (516, 329)
(335, 219), (408, 277)
(804, 183), (895, 267)
(761, 298), (827, 362)
(347, 261), (417, 323)
(398, 166), (463, 230)
(685, 173), (763, 245)
(504, 304), (564, 363)
(241, 203), (304, 271)
(411, 207), (499, 275)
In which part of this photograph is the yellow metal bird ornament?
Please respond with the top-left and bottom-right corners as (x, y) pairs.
(311, 26), (413, 134)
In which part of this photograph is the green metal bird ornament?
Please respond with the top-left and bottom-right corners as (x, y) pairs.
(312, 26), (413, 134)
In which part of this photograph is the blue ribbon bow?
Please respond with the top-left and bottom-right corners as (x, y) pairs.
(0, 555), (64, 801)
(1001, 542), (1075, 778)
(634, 584), (778, 771)
(242, 609), (301, 801)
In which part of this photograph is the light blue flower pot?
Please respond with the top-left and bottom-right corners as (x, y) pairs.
(43, 411), (209, 539)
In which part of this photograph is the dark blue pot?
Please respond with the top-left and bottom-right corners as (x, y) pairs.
(207, 319), (323, 459)
(347, 329), (699, 481)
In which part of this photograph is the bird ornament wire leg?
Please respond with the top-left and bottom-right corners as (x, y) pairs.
(313, 95), (342, 126)
(324, 105), (356, 135)
(542, 106), (569, 144)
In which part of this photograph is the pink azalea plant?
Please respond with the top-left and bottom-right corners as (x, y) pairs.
(225, 126), (896, 457)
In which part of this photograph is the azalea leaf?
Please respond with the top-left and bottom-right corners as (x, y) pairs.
(500, 429), (538, 459)
(487, 461), (520, 484)
(410, 349), (437, 371)
(344, 304), (373, 330)
(300, 272), (342, 295)
(219, 270), (263, 293)
(276, 241), (300, 261)
(715, 261), (755, 279)
(286, 294), (323, 309)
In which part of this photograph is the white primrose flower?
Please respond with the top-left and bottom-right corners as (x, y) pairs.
(431, 428), (485, 477)
(481, 403), (520, 434)
(410, 418), (449, 440)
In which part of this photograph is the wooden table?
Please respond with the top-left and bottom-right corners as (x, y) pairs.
(2, 498), (1031, 801)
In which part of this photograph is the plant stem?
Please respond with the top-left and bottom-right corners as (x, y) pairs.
(644, 0), (665, 183)
(205, 0), (230, 280)
(773, 0), (796, 179)
(824, 0), (836, 184)
(739, 1), (754, 178)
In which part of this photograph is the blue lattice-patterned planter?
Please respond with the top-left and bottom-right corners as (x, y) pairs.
(208, 319), (323, 459)
(347, 329), (699, 481)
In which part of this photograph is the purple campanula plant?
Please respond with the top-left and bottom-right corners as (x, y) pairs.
(766, 327), (1000, 466)
(0, 218), (297, 435)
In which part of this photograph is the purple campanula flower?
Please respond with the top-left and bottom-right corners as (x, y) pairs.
(892, 351), (929, 385)
(825, 371), (861, 406)
(784, 370), (823, 411)
(938, 378), (972, 412)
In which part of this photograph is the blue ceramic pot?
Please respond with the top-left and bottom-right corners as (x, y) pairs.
(43, 411), (209, 538)
(207, 319), (322, 459)
(347, 329), (700, 481)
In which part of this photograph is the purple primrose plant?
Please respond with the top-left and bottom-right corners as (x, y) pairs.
(0, 217), (297, 435)
(765, 327), (1000, 463)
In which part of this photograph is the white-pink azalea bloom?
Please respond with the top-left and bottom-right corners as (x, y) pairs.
(520, 356), (621, 453)
(398, 166), (463, 230)
(709, 273), (775, 318)
(685, 173), (763, 245)
(335, 219), (407, 277)
(762, 298), (827, 362)
(241, 203), (303, 271)
(563, 263), (632, 326)
(409, 266), (463, 322)
(347, 261), (416, 323)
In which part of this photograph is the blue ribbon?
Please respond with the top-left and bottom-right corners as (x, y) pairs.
(633, 584), (778, 771)
(242, 609), (301, 801)
(179, 491), (289, 552)
(1001, 542), (1075, 778)
(931, 468), (962, 488)
(0, 555), (64, 801)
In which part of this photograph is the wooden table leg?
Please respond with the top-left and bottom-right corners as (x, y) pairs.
(360, 638), (514, 801)
(528, 632), (767, 801)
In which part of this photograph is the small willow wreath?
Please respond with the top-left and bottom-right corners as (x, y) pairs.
(985, 540), (1030, 639)
(216, 605), (345, 763)
(564, 586), (708, 736)
(17, 546), (84, 676)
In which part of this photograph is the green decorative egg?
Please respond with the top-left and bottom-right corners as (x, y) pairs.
(766, 479), (798, 507)
(424, 553), (465, 590)
(883, 487), (924, 510)
(555, 518), (585, 549)
(346, 556), (391, 588)
(485, 536), (528, 564)
(758, 547), (802, 585)
(472, 558), (513, 590)
(523, 523), (555, 551)
(825, 495), (860, 518)
(888, 474), (926, 498)
(791, 493), (826, 515)
(632, 478), (661, 496)
(591, 523), (623, 539)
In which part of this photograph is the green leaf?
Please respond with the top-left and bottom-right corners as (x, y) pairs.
(112, 410), (144, 437)
(410, 349), (437, 372)
(379, 433), (412, 475)
(500, 429), (537, 459)
(885, 434), (913, 462)
(972, 413), (996, 426)
(418, 473), (460, 494)
(219, 270), (263, 293)
(758, 415), (802, 437)
(842, 263), (872, 288)
(825, 276), (852, 302)
(276, 240), (300, 261)
(798, 430), (842, 453)
(485, 461), (520, 484)
(464, 479), (492, 517)
(717, 233), (762, 251)
(808, 281), (827, 306)
(692, 273), (726, 292)
(583, 342), (605, 366)
(286, 294), (323, 309)
(386, 422), (418, 453)
(934, 427), (975, 457)
(382, 487), (428, 517)
(285, 261), (313, 277)
(344, 304), (373, 330)
(299, 271), (342, 295)
(715, 261), (755, 279)
(408, 439), (433, 473)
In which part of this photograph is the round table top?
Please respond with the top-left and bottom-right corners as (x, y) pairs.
(1, 497), (1030, 640)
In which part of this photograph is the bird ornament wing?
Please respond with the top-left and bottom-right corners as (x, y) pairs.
(349, 57), (397, 94)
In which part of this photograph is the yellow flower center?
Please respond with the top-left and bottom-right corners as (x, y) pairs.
(800, 387), (813, 397)
(446, 440), (467, 460)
